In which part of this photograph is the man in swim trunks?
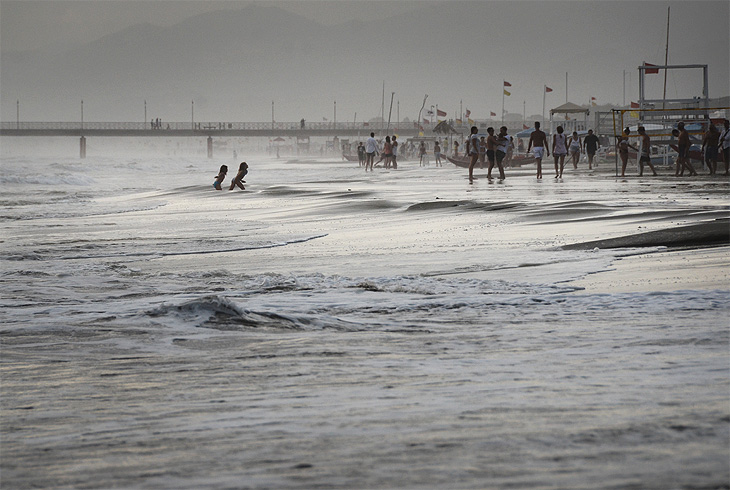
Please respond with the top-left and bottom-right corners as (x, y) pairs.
(583, 129), (599, 169)
(467, 126), (480, 181)
(637, 127), (658, 176)
(701, 123), (720, 175)
(526, 121), (549, 179)
(675, 122), (698, 176)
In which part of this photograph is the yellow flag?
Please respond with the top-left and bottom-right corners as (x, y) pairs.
(503, 89), (511, 96)
(468, 118), (474, 125)
(629, 111), (639, 118)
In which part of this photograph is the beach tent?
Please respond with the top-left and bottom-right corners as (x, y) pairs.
(433, 120), (458, 134)
(515, 128), (535, 138)
(549, 102), (590, 134)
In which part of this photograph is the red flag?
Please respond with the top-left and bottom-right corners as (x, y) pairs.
(503, 81), (512, 87)
(631, 101), (640, 108)
(545, 86), (553, 93)
(591, 97), (596, 101)
(523, 124), (529, 130)
(644, 62), (659, 74)
(490, 111), (496, 117)
(465, 109), (471, 117)
(423, 118), (430, 125)
(437, 109), (447, 117)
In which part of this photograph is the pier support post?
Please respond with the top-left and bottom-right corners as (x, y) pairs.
(207, 136), (213, 158)
(80, 136), (86, 159)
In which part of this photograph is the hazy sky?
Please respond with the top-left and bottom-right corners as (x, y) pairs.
(1, 0), (728, 123)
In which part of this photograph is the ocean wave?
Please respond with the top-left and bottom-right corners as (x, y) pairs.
(0, 173), (96, 186)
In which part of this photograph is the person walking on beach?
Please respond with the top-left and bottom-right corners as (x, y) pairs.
(493, 126), (509, 180)
(583, 129), (599, 170)
(365, 132), (378, 171)
(213, 165), (228, 190)
(637, 127), (658, 177)
(720, 119), (730, 176)
(454, 140), (460, 157)
(675, 122), (698, 177)
(434, 140), (442, 166)
(568, 131), (582, 169)
(375, 136), (392, 168)
(419, 141), (427, 166)
(391, 135), (398, 169)
(552, 126), (568, 178)
(617, 127), (636, 177)
(526, 121), (549, 179)
(701, 123), (720, 175)
(486, 127), (498, 178)
(357, 142), (365, 167)
(468, 126), (480, 181)
(229, 161), (249, 190)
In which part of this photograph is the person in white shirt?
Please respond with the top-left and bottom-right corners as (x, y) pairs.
(467, 126), (480, 182)
(492, 126), (509, 180)
(365, 132), (379, 171)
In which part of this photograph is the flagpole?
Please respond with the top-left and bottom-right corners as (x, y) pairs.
(662, 6), (670, 110)
(542, 86), (546, 127)
(501, 86), (505, 126)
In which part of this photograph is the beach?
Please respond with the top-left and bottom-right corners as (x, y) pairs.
(1, 146), (728, 489)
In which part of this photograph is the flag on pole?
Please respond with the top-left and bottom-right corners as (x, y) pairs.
(545, 86), (553, 93)
(465, 109), (471, 117)
(503, 89), (511, 96)
(503, 81), (512, 87)
(455, 118), (463, 125)
(423, 118), (430, 125)
(591, 96), (597, 107)
(490, 111), (496, 117)
(468, 118), (474, 125)
(630, 101), (640, 108)
(523, 124), (530, 130)
(643, 62), (660, 74)
(437, 109), (447, 117)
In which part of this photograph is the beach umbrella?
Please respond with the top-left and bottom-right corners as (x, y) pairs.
(433, 120), (457, 134)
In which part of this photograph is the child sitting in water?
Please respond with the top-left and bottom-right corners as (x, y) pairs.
(213, 165), (228, 190)
(229, 161), (248, 190)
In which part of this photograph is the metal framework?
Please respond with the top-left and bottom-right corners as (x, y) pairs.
(638, 64), (709, 111)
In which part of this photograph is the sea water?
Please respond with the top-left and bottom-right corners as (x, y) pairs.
(1, 144), (728, 489)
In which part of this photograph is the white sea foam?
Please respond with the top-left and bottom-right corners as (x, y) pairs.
(1, 150), (727, 489)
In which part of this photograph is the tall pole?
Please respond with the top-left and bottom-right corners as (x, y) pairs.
(16, 100), (19, 129)
(81, 99), (84, 130)
(397, 100), (400, 130)
(662, 6), (670, 109)
(501, 89), (505, 126)
(271, 100), (274, 130)
(417, 94), (428, 133)
(386, 92), (394, 133)
(334, 100), (336, 129)
(381, 81), (385, 135)
(542, 86), (546, 126)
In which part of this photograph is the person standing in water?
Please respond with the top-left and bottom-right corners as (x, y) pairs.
(552, 126), (568, 178)
(526, 121), (549, 179)
(637, 127), (658, 176)
(229, 161), (249, 190)
(434, 140), (442, 166)
(213, 165), (228, 190)
(468, 126), (480, 181)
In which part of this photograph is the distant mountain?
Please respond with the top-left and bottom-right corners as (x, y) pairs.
(2, 2), (727, 123)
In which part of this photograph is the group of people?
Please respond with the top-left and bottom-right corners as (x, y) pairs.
(525, 122), (599, 179)
(467, 125), (513, 181)
(359, 132), (400, 171)
(213, 161), (248, 190)
(615, 118), (730, 178)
